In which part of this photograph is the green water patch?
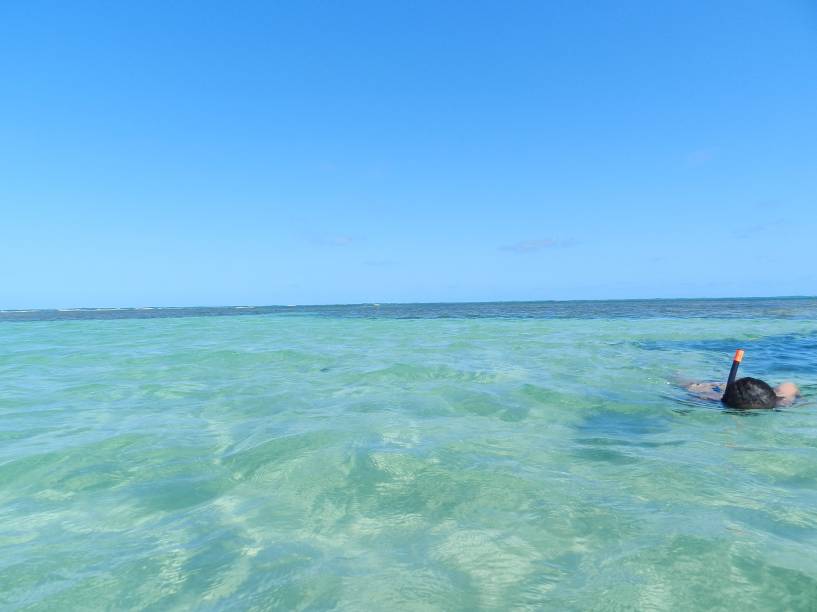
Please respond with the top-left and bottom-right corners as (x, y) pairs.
(2, 306), (817, 609)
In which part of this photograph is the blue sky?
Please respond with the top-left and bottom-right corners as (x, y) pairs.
(1, 1), (816, 308)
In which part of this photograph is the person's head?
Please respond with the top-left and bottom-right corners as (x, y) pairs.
(722, 377), (777, 409)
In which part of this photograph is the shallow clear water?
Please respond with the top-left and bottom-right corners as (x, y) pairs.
(2, 299), (816, 610)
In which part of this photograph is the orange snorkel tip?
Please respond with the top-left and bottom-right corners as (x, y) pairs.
(724, 349), (745, 399)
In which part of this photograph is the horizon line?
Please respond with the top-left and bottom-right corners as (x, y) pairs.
(3, 294), (815, 313)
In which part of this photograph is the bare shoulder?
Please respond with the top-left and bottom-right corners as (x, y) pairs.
(775, 381), (800, 407)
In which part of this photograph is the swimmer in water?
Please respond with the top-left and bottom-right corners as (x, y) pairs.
(685, 349), (800, 409)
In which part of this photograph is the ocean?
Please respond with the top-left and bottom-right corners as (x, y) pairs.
(1, 298), (816, 610)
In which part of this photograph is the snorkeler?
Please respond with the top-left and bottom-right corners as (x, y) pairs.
(685, 349), (800, 409)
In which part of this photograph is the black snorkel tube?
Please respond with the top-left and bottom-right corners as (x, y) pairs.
(722, 348), (744, 401)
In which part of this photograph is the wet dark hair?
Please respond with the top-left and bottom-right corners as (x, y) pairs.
(722, 377), (777, 409)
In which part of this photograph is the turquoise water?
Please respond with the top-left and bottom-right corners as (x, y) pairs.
(2, 299), (816, 610)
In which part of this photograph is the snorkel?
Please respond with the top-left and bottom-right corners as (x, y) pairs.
(722, 348), (744, 401)
(721, 349), (780, 409)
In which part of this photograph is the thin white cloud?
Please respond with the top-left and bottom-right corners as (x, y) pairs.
(312, 235), (356, 247)
(500, 238), (571, 253)
(733, 219), (784, 239)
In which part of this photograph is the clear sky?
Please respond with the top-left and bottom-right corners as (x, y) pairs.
(1, 1), (816, 308)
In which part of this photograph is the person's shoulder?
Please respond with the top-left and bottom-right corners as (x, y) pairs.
(775, 382), (800, 407)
